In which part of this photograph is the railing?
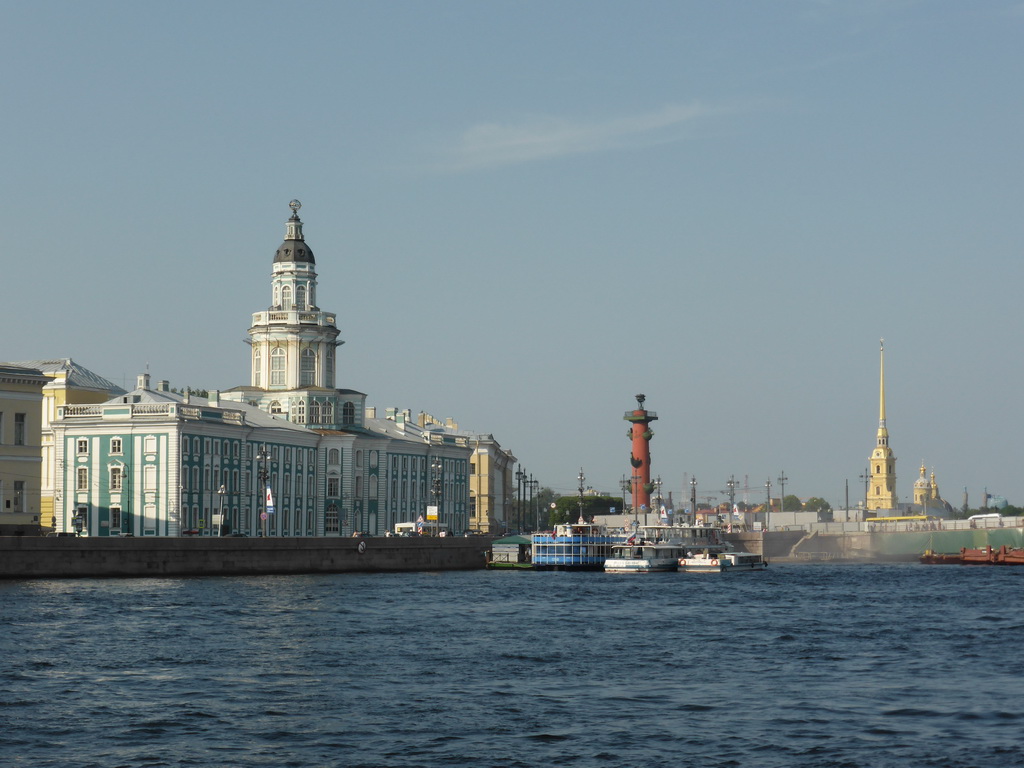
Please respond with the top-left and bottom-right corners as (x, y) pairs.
(251, 310), (337, 327)
(61, 402), (247, 424)
(62, 405), (103, 417)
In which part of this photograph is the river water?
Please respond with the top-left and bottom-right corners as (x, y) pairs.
(2, 563), (1023, 768)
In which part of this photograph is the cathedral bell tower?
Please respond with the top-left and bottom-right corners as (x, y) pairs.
(866, 339), (898, 511)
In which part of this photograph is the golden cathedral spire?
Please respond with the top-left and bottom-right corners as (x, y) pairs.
(867, 339), (898, 511)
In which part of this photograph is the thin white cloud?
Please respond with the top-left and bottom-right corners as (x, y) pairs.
(445, 102), (720, 171)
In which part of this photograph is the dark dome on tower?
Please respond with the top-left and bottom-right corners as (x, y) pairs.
(274, 237), (315, 264)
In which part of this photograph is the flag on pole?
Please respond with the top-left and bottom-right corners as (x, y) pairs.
(265, 485), (276, 515)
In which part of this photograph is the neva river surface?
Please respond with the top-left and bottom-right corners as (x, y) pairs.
(2, 564), (1024, 768)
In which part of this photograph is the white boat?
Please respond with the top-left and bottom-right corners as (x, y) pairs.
(605, 540), (690, 573)
(678, 550), (768, 573)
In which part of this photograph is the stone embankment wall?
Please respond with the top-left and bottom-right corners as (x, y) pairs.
(729, 527), (1024, 562)
(0, 536), (493, 579)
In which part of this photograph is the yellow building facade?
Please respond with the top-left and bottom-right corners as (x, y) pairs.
(0, 365), (47, 528)
(8, 360), (122, 530)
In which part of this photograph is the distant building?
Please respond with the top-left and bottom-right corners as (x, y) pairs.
(912, 463), (953, 517)
(4, 359), (123, 530)
(0, 365), (47, 531)
(866, 340), (898, 511)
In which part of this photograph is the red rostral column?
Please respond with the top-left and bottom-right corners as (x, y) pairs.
(624, 394), (658, 512)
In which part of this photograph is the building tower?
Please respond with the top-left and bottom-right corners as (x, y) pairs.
(866, 340), (898, 511)
(227, 200), (368, 430)
(913, 462), (930, 509)
(624, 394), (658, 511)
(248, 200), (341, 391)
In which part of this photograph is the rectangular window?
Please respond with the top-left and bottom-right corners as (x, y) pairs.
(77, 467), (89, 490)
(77, 438), (89, 455)
(13, 481), (24, 513)
(327, 477), (340, 497)
(14, 413), (26, 446)
(110, 506), (121, 529)
(111, 437), (123, 454)
(111, 467), (123, 490)
(325, 506), (339, 533)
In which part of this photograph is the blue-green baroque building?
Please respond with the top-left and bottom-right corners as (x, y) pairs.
(50, 202), (477, 537)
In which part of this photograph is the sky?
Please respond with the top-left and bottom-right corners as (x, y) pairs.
(2, 1), (1022, 508)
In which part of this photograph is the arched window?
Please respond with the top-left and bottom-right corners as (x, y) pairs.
(282, 285), (293, 310)
(296, 284), (306, 310)
(309, 399), (321, 424)
(270, 400), (283, 415)
(325, 347), (334, 388)
(300, 348), (316, 387)
(253, 348), (262, 388)
(322, 401), (334, 424)
(328, 448), (340, 465)
(342, 401), (355, 425)
(295, 400), (306, 423)
(270, 348), (286, 386)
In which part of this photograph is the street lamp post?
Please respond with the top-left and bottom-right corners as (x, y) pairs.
(631, 473), (641, 526)
(431, 457), (442, 535)
(690, 477), (697, 525)
(725, 475), (737, 526)
(577, 468), (586, 524)
(620, 476), (630, 518)
(217, 484), (226, 536)
(859, 467), (870, 511)
(515, 467), (525, 533)
(765, 478), (773, 532)
(529, 475), (538, 532)
(257, 445), (270, 537)
(778, 472), (788, 518)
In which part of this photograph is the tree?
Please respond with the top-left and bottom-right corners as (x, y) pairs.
(804, 497), (833, 514)
(782, 494), (803, 512)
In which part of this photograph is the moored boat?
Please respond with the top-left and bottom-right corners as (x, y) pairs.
(919, 549), (963, 564)
(531, 522), (619, 570)
(605, 540), (689, 573)
(678, 550), (768, 573)
(920, 545), (1024, 566)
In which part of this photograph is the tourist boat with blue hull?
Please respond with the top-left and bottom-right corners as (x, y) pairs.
(531, 522), (620, 570)
(678, 550), (768, 573)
